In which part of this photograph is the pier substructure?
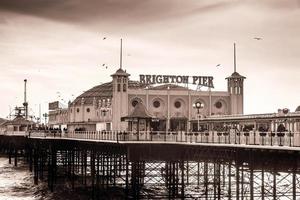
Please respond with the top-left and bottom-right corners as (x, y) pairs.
(1, 135), (300, 199)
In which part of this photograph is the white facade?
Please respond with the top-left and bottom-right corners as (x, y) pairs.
(49, 68), (246, 132)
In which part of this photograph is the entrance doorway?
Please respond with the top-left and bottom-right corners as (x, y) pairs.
(191, 122), (208, 132)
(150, 120), (166, 131)
(170, 118), (187, 131)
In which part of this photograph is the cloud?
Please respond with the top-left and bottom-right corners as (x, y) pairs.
(257, 0), (300, 9)
(0, 0), (300, 118)
(0, 0), (232, 26)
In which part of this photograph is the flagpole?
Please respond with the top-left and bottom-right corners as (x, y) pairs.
(120, 38), (123, 69)
(234, 43), (236, 72)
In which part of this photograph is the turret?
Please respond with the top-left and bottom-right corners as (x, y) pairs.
(111, 68), (130, 130)
(226, 43), (246, 114)
(111, 39), (130, 130)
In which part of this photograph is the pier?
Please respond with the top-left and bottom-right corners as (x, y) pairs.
(1, 70), (300, 199)
(1, 128), (300, 199)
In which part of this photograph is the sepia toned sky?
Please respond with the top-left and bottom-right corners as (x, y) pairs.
(0, 0), (300, 119)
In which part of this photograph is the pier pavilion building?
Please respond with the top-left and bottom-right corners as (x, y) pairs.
(49, 67), (246, 132)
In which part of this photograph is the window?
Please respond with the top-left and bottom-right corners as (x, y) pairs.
(174, 101), (181, 108)
(70, 109), (72, 113)
(123, 84), (127, 92)
(132, 100), (139, 107)
(153, 100), (160, 108)
(106, 98), (111, 106)
(131, 98), (142, 107)
(117, 77), (121, 92)
(215, 101), (223, 109)
(86, 108), (90, 112)
(76, 108), (80, 113)
(106, 123), (111, 131)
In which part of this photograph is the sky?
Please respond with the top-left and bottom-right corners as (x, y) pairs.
(0, 0), (299, 119)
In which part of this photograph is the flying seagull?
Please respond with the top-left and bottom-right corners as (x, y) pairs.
(254, 37), (262, 40)
(100, 64), (108, 69)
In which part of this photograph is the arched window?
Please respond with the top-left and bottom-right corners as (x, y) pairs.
(117, 77), (121, 92)
(123, 84), (127, 92)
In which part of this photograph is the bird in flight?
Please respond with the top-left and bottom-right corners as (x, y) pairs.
(254, 37), (262, 40)
(100, 64), (108, 69)
(103, 37), (106, 40)
(216, 64), (221, 67)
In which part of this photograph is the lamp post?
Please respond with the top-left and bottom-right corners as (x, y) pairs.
(193, 101), (204, 131)
(43, 113), (48, 126)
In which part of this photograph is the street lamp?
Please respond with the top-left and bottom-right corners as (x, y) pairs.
(193, 101), (204, 131)
(43, 113), (48, 126)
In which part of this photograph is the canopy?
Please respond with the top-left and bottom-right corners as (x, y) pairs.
(2, 116), (35, 126)
(121, 102), (155, 121)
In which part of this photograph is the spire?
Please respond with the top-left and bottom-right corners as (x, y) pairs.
(120, 38), (123, 69)
(225, 43), (246, 80)
(234, 43), (236, 73)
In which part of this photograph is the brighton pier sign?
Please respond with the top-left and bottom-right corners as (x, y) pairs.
(139, 74), (214, 88)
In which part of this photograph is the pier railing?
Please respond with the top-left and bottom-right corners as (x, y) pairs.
(3, 129), (296, 148)
(1, 129), (300, 147)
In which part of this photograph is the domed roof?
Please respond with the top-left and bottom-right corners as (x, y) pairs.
(296, 105), (300, 112)
(116, 68), (126, 73)
(231, 72), (242, 76)
(72, 80), (148, 105)
(226, 71), (246, 79)
(111, 68), (130, 77)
